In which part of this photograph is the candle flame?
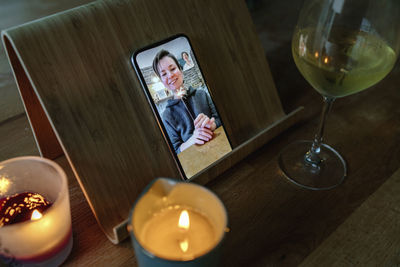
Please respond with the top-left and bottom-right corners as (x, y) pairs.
(314, 51), (319, 58)
(178, 210), (190, 230)
(31, 209), (42, 220)
(179, 239), (189, 253)
(324, 56), (329, 64)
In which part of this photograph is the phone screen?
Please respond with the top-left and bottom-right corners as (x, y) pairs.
(132, 34), (232, 179)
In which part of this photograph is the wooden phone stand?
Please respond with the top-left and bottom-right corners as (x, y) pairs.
(2, 0), (303, 243)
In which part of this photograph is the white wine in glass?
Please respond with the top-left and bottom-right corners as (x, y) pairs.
(279, 0), (400, 190)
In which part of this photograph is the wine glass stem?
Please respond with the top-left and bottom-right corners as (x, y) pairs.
(304, 96), (336, 168)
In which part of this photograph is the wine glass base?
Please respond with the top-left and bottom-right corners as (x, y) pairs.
(278, 140), (347, 190)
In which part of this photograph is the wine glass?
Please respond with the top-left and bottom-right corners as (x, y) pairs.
(278, 0), (400, 190)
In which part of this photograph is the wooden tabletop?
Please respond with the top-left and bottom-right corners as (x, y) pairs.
(1, 0), (400, 266)
(178, 126), (232, 179)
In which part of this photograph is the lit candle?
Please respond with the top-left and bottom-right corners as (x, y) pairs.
(140, 206), (217, 261)
(0, 157), (72, 266)
(129, 178), (228, 267)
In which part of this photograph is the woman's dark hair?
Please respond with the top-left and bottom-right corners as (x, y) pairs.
(152, 50), (182, 78)
(181, 51), (189, 58)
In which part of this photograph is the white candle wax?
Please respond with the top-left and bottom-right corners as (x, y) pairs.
(140, 206), (217, 261)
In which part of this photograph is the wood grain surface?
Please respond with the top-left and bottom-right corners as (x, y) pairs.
(1, 0), (400, 266)
(0, 0), (94, 123)
(3, 37), (64, 159)
(178, 126), (232, 179)
(301, 168), (400, 266)
(1, 0), (298, 243)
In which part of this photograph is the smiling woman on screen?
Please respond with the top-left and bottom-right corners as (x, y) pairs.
(152, 49), (221, 154)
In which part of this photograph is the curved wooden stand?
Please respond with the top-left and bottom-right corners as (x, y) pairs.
(2, 0), (303, 243)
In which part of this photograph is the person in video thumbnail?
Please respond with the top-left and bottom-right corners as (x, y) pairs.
(181, 51), (195, 71)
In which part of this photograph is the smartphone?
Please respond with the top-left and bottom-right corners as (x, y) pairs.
(131, 34), (232, 180)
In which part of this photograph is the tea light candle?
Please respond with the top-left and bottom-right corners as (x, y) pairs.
(0, 157), (72, 266)
(129, 178), (228, 267)
(140, 206), (216, 261)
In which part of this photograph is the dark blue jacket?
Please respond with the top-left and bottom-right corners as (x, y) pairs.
(162, 87), (221, 154)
